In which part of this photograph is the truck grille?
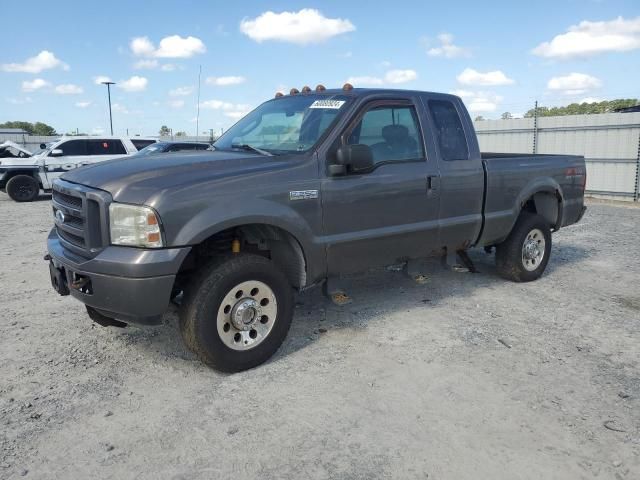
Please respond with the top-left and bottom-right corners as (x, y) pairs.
(51, 180), (111, 258)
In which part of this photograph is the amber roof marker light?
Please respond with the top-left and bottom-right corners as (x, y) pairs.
(342, 83), (353, 91)
(274, 92), (284, 98)
(301, 85), (311, 94)
(290, 88), (300, 95)
(315, 84), (326, 92)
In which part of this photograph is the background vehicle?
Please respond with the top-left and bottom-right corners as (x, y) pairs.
(46, 85), (586, 372)
(0, 136), (157, 202)
(134, 141), (212, 156)
(0, 141), (33, 159)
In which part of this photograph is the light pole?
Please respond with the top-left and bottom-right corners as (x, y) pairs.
(101, 81), (116, 135)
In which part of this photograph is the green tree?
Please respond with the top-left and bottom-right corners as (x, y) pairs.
(175, 131), (186, 137)
(32, 122), (57, 135)
(524, 99), (638, 117)
(474, 115), (485, 121)
(159, 125), (171, 136)
(501, 112), (513, 120)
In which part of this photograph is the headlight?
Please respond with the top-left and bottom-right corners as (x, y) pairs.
(109, 203), (163, 248)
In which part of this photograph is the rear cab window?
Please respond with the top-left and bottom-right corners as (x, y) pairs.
(87, 139), (127, 155)
(428, 100), (469, 161)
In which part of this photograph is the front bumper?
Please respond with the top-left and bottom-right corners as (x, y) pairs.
(47, 228), (191, 325)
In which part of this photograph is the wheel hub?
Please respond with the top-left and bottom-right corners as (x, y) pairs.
(521, 228), (545, 271)
(216, 280), (278, 351)
(230, 298), (261, 330)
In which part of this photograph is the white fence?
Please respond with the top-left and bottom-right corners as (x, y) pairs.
(474, 112), (640, 201)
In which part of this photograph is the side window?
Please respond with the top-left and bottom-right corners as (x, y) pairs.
(193, 144), (209, 150)
(347, 104), (424, 164)
(87, 140), (127, 155)
(428, 100), (469, 161)
(131, 139), (156, 151)
(56, 140), (87, 156)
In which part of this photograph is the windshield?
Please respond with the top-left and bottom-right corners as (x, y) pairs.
(134, 143), (168, 156)
(214, 94), (350, 155)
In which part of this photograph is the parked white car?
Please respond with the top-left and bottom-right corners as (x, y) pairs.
(0, 136), (157, 202)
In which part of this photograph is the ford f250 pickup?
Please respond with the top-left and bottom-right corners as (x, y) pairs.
(46, 85), (587, 372)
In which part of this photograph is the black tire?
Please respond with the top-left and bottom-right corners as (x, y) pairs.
(179, 254), (294, 372)
(6, 174), (39, 202)
(495, 212), (552, 282)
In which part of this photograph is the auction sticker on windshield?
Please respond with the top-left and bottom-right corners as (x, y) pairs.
(309, 100), (346, 109)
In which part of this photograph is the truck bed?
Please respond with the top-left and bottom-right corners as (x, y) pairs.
(478, 152), (586, 247)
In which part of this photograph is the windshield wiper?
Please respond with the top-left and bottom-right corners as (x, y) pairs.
(231, 143), (273, 156)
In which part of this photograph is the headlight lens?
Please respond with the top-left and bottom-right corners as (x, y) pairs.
(109, 203), (163, 248)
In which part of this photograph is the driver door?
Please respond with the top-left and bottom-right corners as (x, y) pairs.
(321, 98), (441, 275)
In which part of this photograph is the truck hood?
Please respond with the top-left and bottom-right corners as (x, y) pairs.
(61, 150), (291, 204)
(0, 141), (34, 162)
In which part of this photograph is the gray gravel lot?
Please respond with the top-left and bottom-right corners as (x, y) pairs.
(1, 194), (639, 479)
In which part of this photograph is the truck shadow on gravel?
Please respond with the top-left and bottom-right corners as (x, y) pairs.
(120, 244), (590, 370)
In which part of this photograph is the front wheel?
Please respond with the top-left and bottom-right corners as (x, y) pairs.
(179, 254), (293, 372)
(495, 213), (552, 282)
(6, 175), (39, 202)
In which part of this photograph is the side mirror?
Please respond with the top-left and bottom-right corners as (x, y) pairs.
(331, 144), (374, 175)
(40, 143), (47, 149)
(50, 149), (64, 157)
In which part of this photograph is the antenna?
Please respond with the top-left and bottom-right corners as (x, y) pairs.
(195, 65), (202, 139)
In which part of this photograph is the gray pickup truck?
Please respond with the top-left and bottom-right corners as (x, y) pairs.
(46, 85), (586, 371)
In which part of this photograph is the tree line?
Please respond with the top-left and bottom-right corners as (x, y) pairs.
(0, 121), (57, 135)
(474, 98), (639, 122)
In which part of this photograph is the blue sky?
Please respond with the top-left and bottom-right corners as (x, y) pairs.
(1, 0), (639, 136)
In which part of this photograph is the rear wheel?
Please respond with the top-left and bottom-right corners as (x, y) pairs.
(179, 254), (293, 372)
(6, 175), (39, 202)
(495, 213), (552, 282)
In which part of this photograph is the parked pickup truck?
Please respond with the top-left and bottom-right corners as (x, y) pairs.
(46, 85), (586, 372)
(0, 136), (156, 202)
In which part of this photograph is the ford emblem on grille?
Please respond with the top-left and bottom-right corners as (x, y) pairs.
(55, 209), (65, 223)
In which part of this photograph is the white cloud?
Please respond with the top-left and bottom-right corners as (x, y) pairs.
(450, 89), (504, 113)
(199, 100), (252, 119)
(22, 78), (51, 92)
(6, 97), (33, 105)
(133, 59), (159, 69)
(240, 9), (355, 45)
(384, 69), (418, 84)
(75, 101), (92, 108)
(160, 64), (178, 71)
(547, 73), (602, 95)
(168, 99), (185, 108)
(54, 84), (84, 95)
(347, 69), (418, 86)
(457, 68), (514, 86)
(532, 16), (640, 59)
(579, 97), (603, 104)
(206, 76), (246, 86)
(2, 50), (68, 73)
(130, 35), (206, 58)
(169, 86), (193, 96)
(426, 33), (471, 58)
(93, 75), (113, 85)
(111, 103), (129, 114)
(346, 76), (384, 86)
(200, 100), (236, 110)
(118, 76), (148, 92)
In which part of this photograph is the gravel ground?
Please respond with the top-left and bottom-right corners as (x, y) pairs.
(1, 194), (639, 480)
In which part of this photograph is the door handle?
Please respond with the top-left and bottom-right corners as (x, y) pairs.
(426, 175), (440, 196)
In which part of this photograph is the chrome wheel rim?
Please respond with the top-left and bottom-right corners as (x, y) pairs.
(216, 280), (277, 350)
(522, 228), (545, 271)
